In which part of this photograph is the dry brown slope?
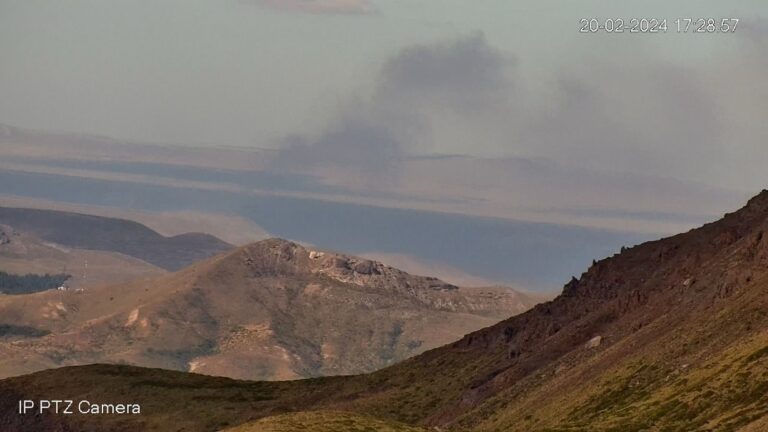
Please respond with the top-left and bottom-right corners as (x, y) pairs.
(322, 189), (768, 431)
(0, 239), (539, 381)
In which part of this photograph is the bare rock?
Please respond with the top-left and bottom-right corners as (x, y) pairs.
(352, 259), (378, 275)
(585, 335), (602, 349)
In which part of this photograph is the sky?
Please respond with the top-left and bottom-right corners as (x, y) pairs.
(2, 0), (768, 289)
(1, 0), (768, 224)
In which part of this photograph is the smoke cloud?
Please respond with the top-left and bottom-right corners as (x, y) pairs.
(271, 25), (768, 227)
(274, 33), (514, 185)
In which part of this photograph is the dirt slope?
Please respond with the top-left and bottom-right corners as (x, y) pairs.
(0, 239), (539, 381)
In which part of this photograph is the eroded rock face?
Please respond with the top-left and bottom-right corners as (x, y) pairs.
(352, 259), (378, 275)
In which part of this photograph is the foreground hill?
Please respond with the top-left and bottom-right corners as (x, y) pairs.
(0, 239), (539, 380)
(3, 191), (768, 431)
(0, 207), (232, 270)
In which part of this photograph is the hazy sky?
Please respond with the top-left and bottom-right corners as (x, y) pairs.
(2, 0), (768, 192)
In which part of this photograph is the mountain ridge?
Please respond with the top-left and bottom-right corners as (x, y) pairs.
(0, 238), (540, 381)
(0, 206), (233, 271)
(4, 191), (768, 431)
(407, 189), (768, 428)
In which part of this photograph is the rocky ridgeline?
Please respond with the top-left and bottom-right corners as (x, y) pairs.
(234, 239), (528, 316)
(238, 238), (458, 292)
(310, 252), (458, 292)
(412, 190), (768, 427)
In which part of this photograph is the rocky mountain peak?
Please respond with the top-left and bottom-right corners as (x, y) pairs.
(227, 238), (308, 276)
(742, 188), (768, 211)
(226, 238), (460, 292)
(716, 189), (768, 233)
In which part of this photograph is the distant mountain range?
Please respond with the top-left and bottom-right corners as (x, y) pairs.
(0, 223), (165, 289)
(3, 191), (768, 431)
(0, 207), (232, 271)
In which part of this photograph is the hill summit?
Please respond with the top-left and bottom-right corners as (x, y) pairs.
(0, 238), (540, 380)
